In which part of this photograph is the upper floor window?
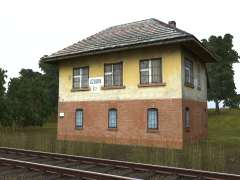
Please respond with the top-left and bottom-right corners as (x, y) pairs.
(197, 63), (201, 89)
(184, 107), (190, 128)
(147, 108), (158, 129)
(73, 67), (89, 89)
(140, 58), (162, 84)
(104, 63), (123, 87)
(184, 59), (194, 86)
(75, 109), (83, 128)
(108, 108), (117, 128)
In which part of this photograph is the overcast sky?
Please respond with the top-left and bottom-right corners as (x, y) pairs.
(0, 0), (239, 107)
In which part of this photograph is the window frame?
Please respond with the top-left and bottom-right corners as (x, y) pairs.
(184, 58), (194, 87)
(204, 108), (208, 128)
(139, 58), (162, 85)
(104, 62), (123, 88)
(72, 66), (89, 89)
(75, 109), (83, 129)
(184, 107), (190, 129)
(147, 108), (159, 130)
(197, 62), (201, 90)
(108, 108), (118, 129)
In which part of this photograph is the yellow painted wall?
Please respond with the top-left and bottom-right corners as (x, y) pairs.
(58, 45), (183, 102)
(181, 49), (207, 102)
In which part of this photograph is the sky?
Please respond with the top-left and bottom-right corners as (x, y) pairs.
(0, 0), (239, 108)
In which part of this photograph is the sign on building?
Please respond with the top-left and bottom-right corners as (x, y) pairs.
(89, 77), (104, 92)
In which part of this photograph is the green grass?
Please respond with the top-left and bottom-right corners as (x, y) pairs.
(208, 109), (240, 146)
(0, 109), (240, 174)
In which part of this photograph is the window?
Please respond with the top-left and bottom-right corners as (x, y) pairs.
(184, 59), (194, 86)
(140, 59), (162, 84)
(197, 63), (201, 89)
(184, 107), (190, 128)
(108, 109), (117, 128)
(147, 108), (158, 129)
(73, 67), (89, 89)
(204, 108), (208, 128)
(104, 63), (123, 87)
(75, 109), (83, 128)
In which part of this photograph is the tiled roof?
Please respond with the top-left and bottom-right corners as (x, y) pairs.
(43, 18), (217, 63)
(44, 18), (194, 61)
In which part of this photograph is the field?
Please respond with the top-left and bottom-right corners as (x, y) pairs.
(0, 109), (240, 174)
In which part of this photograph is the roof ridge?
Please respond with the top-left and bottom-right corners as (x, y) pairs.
(80, 19), (154, 43)
(81, 18), (191, 43)
(106, 18), (155, 29)
(44, 18), (197, 60)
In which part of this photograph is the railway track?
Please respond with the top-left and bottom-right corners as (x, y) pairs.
(0, 147), (239, 180)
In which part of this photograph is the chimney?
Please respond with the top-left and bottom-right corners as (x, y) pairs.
(168, 21), (176, 28)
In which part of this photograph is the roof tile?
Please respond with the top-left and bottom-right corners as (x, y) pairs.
(46, 18), (192, 60)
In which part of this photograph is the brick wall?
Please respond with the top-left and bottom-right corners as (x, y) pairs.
(57, 99), (207, 149)
(182, 99), (208, 144)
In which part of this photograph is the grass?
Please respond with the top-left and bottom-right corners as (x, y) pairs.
(208, 109), (240, 146)
(0, 109), (240, 174)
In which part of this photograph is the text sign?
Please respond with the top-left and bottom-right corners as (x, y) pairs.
(59, 112), (64, 118)
(89, 77), (104, 92)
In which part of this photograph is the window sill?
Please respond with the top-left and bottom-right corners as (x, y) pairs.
(138, 82), (166, 88)
(146, 129), (159, 133)
(185, 83), (194, 89)
(101, 86), (126, 90)
(185, 128), (190, 132)
(75, 127), (83, 130)
(107, 128), (118, 131)
(71, 87), (90, 92)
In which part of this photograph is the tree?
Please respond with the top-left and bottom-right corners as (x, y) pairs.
(7, 69), (52, 127)
(0, 68), (7, 97)
(224, 94), (240, 109)
(0, 68), (8, 126)
(39, 56), (59, 120)
(202, 34), (239, 112)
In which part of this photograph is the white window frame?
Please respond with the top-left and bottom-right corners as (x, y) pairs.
(104, 66), (114, 85)
(75, 109), (83, 128)
(140, 60), (153, 83)
(108, 109), (117, 128)
(140, 59), (162, 84)
(104, 62), (122, 87)
(184, 59), (193, 85)
(147, 108), (158, 129)
(73, 67), (88, 89)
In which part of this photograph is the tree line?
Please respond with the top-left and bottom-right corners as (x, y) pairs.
(0, 34), (239, 127)
(0, 59), (58, 127)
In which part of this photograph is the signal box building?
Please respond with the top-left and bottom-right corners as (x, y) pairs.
(44, 19), (215, 148)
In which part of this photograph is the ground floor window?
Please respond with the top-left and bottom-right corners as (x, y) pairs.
(185, 107), (190, 128)
(75, 109), (83, 128)
(108, 109), (117, 128)
(147, 108), (158, 129)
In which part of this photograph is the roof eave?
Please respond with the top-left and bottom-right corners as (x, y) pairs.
(191, 37), (217, 63)
(43, 36), (216, 63)
(42, 36), (192, 62)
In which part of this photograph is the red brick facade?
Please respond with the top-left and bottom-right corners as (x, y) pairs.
(57, 99), (207, 149)
(182, 99), (208, 144)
